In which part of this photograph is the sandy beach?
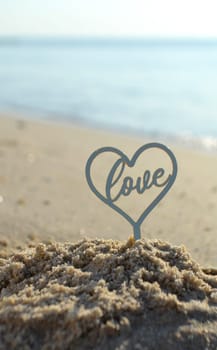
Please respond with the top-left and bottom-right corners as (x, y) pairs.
(0, 113), (217, 266)
(0, 113), (217, 349)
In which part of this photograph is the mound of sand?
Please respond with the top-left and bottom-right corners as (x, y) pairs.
(0, 238), (217, 350)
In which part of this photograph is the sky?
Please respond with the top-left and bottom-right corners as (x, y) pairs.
(1, 0), (217, 37)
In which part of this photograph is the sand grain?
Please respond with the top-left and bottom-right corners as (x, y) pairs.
(0, 238), (217, 350)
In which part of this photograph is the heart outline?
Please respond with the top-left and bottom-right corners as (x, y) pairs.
(85, 142), (177, 240)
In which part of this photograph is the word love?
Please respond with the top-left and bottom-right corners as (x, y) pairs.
(85, 143), (178, 240)
(106, 159), (169, 203)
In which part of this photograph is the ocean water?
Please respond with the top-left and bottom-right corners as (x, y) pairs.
(1, 38), (217, 146)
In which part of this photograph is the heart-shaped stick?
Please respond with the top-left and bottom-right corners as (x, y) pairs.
(85, 142), (177, 240)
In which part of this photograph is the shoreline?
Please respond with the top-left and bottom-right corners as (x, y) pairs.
(0, 112), (217, 267)
(1, 109), (217, 155)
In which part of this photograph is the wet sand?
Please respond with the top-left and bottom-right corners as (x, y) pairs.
(0, 238), (217, 350)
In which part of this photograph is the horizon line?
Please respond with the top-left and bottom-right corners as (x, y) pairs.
(1, 35), (217, 40)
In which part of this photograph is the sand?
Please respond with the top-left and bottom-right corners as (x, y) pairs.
(0, 113), (217, 266)
(0, 237), (217, 350)
(0, 113), (217, 349)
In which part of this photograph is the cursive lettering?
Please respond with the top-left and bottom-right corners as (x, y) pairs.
(106, 159), (170, 203)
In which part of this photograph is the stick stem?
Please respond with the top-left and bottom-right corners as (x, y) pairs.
(133, 225), (141, 240)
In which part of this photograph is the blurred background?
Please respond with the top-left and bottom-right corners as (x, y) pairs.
(1, 0), (217, 146)
(2, 1), (217, 267)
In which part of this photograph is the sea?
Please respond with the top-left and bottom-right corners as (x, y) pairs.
(1, 37), (217, 149)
